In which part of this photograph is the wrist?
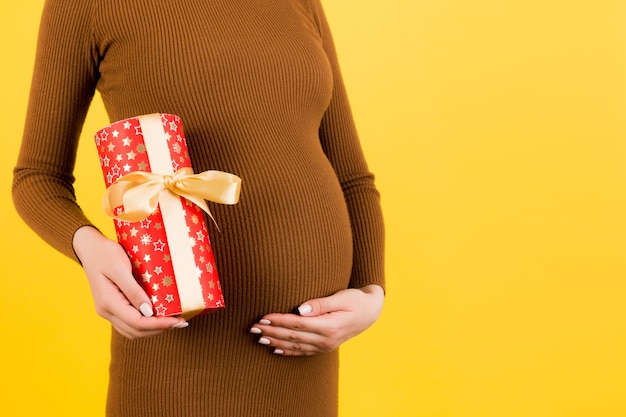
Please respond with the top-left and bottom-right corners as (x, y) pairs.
(72, 225), (104, 262)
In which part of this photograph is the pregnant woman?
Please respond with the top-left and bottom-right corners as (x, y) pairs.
(13, 1), (385, 416)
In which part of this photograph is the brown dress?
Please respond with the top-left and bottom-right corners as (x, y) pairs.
(13, 0), (385, 415)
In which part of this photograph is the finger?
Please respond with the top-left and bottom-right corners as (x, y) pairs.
(111, 324), (135, 340)
(109, 311), (187, 339)
(106, 262), (154, 317)
(110, 318), (165, 340)
(111, 320), (174, 340)
(274, 347), (317, 357)
(258, 312), (339, 335)
(297, 289), (354, 317)
(94, 276), (186, 339)
(110, 322), (165, 340)
(100, 283), (185, 334)
(256, 335), (320, 356)
(253, 321), (322, 345)
(107, 296), (185, 329)
(251, 318), (341, 354)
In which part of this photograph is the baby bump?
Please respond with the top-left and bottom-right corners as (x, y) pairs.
(208, 161), (354, 314)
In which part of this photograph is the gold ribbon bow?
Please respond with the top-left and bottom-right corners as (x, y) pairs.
(103, 167), (241, 224)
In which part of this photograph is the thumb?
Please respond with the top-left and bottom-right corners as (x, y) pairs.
(114, 270), (154, 317)
(297, 289), (351, 317)
(104, 249), (154, 318)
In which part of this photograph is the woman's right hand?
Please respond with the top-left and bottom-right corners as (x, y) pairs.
(73, 226), (187, 339)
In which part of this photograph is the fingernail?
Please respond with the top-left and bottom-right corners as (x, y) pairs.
(298, 304), (312, 316)
(274, 349), (284, 355)
(259, 337), (271, 345)
(259, 319), (271, 325)
(139, 303), (154, 317)
(250, 327), (262, 334)
(172, 322), (189, 329)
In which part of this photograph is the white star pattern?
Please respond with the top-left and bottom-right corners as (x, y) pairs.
(155, 304), (167, 316)
(123, 121), (132, 130)
(142, 271), (152, 283)
(102, 155), (110, 167)
(154, 266), (163, 275)
(196, 231), (205, 242)
(140, 218), (152, 229)
(140, 234), (152, 245)
(112, 130), (119, 138)
(143, 254), (151, 262)
(123, 163), (132, 172)
(111, 165), (121, 177)
(151, 295), (158, 304)
(165, 294), (174, 303)
(153, 239), (166, 251)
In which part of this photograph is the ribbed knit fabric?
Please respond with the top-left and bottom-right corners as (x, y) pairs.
(13, 0), (385, 416)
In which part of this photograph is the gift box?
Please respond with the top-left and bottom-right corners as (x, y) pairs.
(94, 113), (241, 319)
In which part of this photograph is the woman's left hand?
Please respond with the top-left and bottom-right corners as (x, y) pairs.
(250, 284), (384, 356)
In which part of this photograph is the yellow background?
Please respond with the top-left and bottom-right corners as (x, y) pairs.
(2, 1), (626, 416)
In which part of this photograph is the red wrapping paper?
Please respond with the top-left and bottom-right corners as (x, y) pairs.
(95, 113), (226, 319)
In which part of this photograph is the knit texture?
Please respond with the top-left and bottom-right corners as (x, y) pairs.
(13, 0), (385, 416)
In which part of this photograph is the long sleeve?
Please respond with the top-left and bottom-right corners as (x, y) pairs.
(309, 0), (386, 290)
(12, 0), (99, 262)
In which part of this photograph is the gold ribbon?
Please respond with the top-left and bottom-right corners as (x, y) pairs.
(103, 167), (241, 224)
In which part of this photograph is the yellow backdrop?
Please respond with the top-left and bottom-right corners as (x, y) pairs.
(2, 1), (626, 416)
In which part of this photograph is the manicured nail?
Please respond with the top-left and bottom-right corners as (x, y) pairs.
(298, 304), (312, 316)
(259, 337), (271, 345)
(172, 322), (189, 329)
(274, 349), (284, 355)
(259, 319), (271, 325)
(250, 327), (262, 334)
(139, 303), (154, 317)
